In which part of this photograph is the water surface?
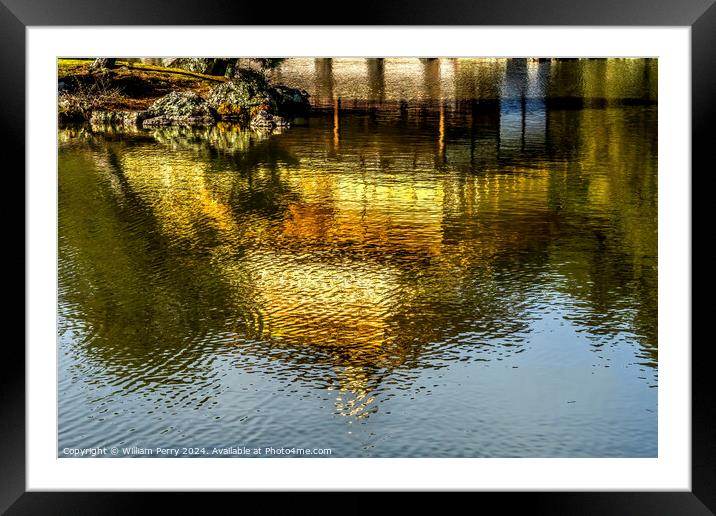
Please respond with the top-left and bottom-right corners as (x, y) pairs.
(58, 58), (657, 457)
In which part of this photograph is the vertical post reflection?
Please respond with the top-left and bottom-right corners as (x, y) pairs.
(422, 58), (446, 163)
(366, 58), (385, 105)
(333, 96), (340, 149)
(422, 58), (441, 102)
(315, 58), (334, 106)
(439, 102), (446, 160)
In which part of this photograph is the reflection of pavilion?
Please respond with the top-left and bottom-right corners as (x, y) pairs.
(332, 365), (379, 419)
(116, 138), (551, 356)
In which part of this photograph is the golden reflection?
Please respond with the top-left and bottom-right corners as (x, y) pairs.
(120, 155), (217, 246)
(438, 102), (446, 159)
(333, 366), (378, 419)
(249, 255), (399, 347)
(333, 96), (340, 148)
(282, 171), (446, 257)
(113, 141), (558, 361)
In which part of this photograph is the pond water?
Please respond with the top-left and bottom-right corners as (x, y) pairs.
(58, 58), (657, 457)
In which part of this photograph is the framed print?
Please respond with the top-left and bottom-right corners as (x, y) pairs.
(6, 0), (713, 513)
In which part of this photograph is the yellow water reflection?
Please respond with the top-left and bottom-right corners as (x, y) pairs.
(113, 141), (559, 357)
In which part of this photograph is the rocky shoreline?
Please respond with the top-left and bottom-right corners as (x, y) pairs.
(58, 59), (310, 131)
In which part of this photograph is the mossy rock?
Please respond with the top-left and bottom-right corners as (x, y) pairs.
(146, 91), (216, 119)
(232, 67), (270, 92)
(207, 79), (277, 121)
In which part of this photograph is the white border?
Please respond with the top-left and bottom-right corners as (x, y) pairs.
(27, 27), (691, 491)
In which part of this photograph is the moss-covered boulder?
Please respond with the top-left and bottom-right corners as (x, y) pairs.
(207, 68), (309, 122)
(207, 75), (276, 121)
(142, 91), (217, 127)
(232, 67), (270, 91)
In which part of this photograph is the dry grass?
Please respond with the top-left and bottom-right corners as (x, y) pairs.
(58, 59), (227, 114)
(58, 74), (125, 121)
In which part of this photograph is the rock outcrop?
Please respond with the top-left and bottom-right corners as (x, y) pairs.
(207, 70), (309, 122)
(59, 67), (310, 131)
(207, 76), (274, 121)
(142, 91), (217, 126)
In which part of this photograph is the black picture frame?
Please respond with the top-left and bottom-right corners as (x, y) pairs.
(5, 0), (711, 512)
